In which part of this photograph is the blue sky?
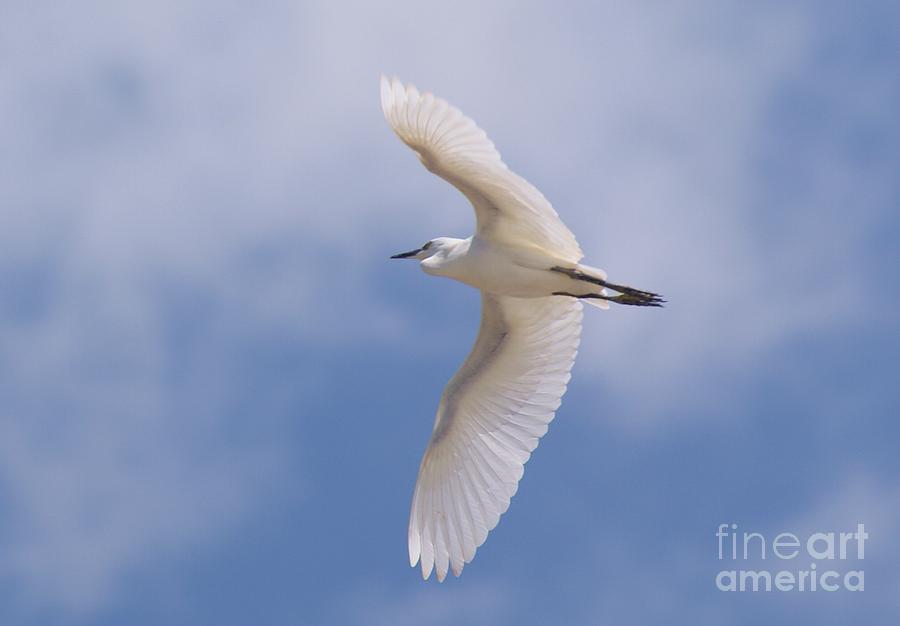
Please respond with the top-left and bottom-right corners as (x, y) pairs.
(1, 1), (899, 624)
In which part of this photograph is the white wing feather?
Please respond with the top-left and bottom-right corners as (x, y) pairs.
(409, 293), (583, 581)
(380, 76), (583, 263)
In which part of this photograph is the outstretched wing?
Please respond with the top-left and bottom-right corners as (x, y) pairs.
(380, 76), (583, 263)
(409, 293), (582, 581)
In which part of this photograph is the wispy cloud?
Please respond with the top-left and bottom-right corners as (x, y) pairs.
(0, 254), (296, 612)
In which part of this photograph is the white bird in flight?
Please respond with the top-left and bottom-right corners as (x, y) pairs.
(382, 76), (662, 582)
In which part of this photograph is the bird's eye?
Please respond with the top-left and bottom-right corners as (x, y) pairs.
(422, 241), (432, 250)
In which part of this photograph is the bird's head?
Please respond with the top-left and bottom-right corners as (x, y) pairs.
(390, 239), (435, 261)
(390, 237), (461, 262)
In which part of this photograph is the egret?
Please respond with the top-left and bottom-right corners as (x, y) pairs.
(382, 76), (662, 581)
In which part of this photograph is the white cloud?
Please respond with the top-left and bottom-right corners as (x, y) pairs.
(0, 255), (296, 612)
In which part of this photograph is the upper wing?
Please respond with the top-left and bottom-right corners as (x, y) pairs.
(409, 293), (583, 581)
(380, 76), (583, 263)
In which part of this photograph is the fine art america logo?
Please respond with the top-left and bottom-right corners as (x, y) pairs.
(715, 523), (867, 592)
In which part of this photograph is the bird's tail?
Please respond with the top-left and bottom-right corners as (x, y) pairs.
(575, 263), (610, 310)
(583, 297), (610, 310)
(576, 263), (608, 282)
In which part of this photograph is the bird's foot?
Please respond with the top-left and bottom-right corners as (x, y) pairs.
(604, 292), (665, 307)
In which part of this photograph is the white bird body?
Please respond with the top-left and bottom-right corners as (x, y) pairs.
(420, 236), (599, 298)
(382, 76), (661, 582)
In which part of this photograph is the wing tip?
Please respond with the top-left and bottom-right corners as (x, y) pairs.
(380, 74), (396, 118)
(408, 535), (421, 568)
(422, 559), (435, 581)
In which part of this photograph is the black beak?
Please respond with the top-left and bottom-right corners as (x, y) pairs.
(390, 247), (423, 259)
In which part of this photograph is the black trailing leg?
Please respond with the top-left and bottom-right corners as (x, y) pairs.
(550, 266), (665, 307)
(552, 291), (664, 307)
